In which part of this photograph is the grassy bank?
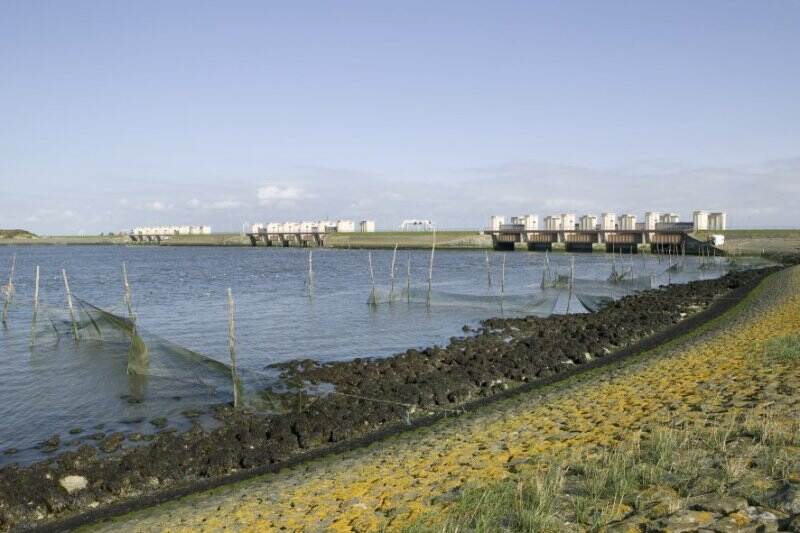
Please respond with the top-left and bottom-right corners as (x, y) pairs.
(0, 229), (36, 239)
(0, 233), (249, 246)
(693, 229), (800, 261)
(323, 231), (488, 249)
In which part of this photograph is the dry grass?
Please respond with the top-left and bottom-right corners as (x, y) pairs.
(406, 408), (800, 532)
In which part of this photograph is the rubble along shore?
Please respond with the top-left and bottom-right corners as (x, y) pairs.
(0, 266), (781, 531)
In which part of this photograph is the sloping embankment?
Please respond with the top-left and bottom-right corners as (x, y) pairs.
(83, 265), (800, 532)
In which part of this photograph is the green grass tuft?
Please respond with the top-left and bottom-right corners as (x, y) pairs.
(764, 333), (800, 362)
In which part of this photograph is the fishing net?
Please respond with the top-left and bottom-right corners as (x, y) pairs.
(366, 286), (561, 316)
(574, 293), (614, 312)
(26, 295), (277, 409)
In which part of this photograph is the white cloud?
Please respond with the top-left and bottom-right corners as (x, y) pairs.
(187, 198), (242, 210)
(145, 200), (173, 211)
(257, 185), (311, 205)
(210, 199), (241, 209)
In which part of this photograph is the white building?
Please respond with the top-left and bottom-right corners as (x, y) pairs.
(619, 214), (637, 230)
(359, 220), (376, 232)
(299, 221), (317, 233)
(579, 214), (598, 230)
(510, 214), (538, 230)
(251, 223), (264, 233)
(543, 215), (562, 230)
(318, 220), (336, 233)
(693, 211), (709, 231)
(660, 213), (680, 223)
(399, 219), (434, 231)
(708, 212), (727, 231)
(336, 219), (355, 233)
(600, 213), (616, 231)
(560, 213), (576, 231)
(489, 216), (505, 231)
(644, 212), (660, 231)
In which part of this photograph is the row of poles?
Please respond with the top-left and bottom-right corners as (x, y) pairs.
(1, 254), (242, 409)
(366, 237), (437, 305)
(9, 260), (136, 348)
(364, 234), (511, 307)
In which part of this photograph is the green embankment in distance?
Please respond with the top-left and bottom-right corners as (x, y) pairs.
(693, 229), (800, 239)
(0, 229), (37, 239)
(324, 231), (487, 249)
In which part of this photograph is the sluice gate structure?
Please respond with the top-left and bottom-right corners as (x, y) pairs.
(246, 230), (327, 248)
(488, 222), (719, 254)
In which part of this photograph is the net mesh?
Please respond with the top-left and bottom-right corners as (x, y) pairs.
(26, 295), (279, 409)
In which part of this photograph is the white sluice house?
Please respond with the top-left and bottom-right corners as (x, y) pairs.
(400, 219), (434, 231)
(708, 212), (727, 231)
(579, 215), (597, 230)
(619, 214), (637, 230)
(692, 210), (725, 231)
(509, 215), (538, 230)
(600, 213), (616, 231)
(560, 213), (576, 231)
(693, 210), (709, 231)
(489, 215), (505, 231)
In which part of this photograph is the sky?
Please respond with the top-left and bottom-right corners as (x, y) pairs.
(1, 0), (799, 234)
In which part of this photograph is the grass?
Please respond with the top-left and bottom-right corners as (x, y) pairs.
(406, 407), (800, 532)
(694, 229), (800, 240)
(0, 233), (249, 246)
(406, 464), (566, 532)
(763, 333), (800, 362)
(0, 229), (36, 239)
(325, 231), (486, 249)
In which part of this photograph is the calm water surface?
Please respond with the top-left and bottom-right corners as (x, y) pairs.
(0, 245), (736, 464)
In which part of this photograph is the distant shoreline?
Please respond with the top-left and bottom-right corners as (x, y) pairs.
(1, 229), (799, 256)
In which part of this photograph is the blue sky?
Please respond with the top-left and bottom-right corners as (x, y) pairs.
(1, 0), (799, 233)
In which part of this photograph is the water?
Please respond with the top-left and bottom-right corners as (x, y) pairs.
(0, 245), (750, 465)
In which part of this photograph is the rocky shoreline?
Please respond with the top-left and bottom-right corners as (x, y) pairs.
(0, 266), (781, 531)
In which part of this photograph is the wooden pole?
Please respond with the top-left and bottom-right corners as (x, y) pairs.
(667, 246), (672, 285)
(62, 269), (79, 341)
(307, 250), (314, 297)
(227, 288), (240, 409)
(30, 265), (39, 347)
(406, 253), (411, 303)
(566, 256), (574, 314)
(368, 251), (377, 305)
(485, 251), (492, 290)
(389, 244), (398, 301)
(427, 230), (436, 306)
(122, 262), (136, 329)
(500, 253), (506, 297)
(2, 253), (16, 326)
